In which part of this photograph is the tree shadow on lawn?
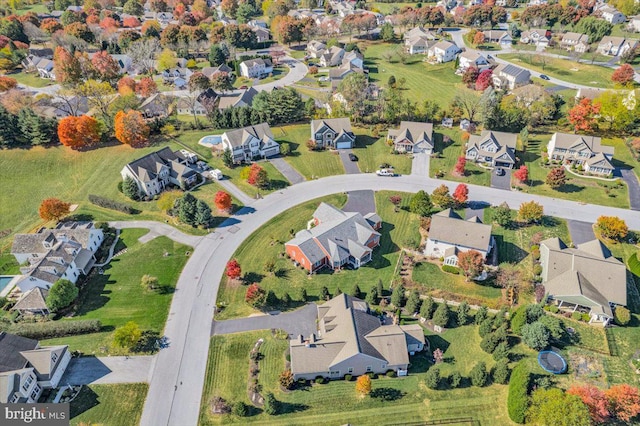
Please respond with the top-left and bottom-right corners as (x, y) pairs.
(75, 271), (114, 316)
(70, 385), (100, 419)
(243, 271), (265, 284)
(276, 401), (309, 415)
(355, 134), (380, 149)
(371, 387), (405, 401)
(493, 235), (528, 263)
(540, 215), (561, 228)
(556, 183), (584, 194)
(280, 141), (301, 158)
(409, 351), (432, 374)
(427, 335), (451, 356)
(269, 179), (289, 190)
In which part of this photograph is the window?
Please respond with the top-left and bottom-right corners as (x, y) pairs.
(22, 375), (33, 391)
(52, 353), (58, 363)
(347, 367), (353, 374)
(366, 366), (372, 372)
(10, 394), (19, 403)
(382, 363), (387, 369)
(30, 385), (40, 401)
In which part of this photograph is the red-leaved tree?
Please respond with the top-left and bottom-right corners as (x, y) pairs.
(453, 156), (466, 176)
(245, 283), (266, 307)
(91, 50), (121, 83)
(514, 165), (528, 183)
(0, 76), (17, 91)
(605, 384), (640, 422)
(452, 183), (469, 205)
(214, 191), (232, 213)
(118, 76), (138, 95)
(567, 385), (610, 424)
(136, 77), (158, 97)
(568, 97), (600, 132)
(38, 198), (71, 221)
(114, 110), (150, 147)
(611, 64), (635, 86)
(226, 259), (242, 280)
(457, 250), (484, 280)
(58, 115), (101, 149)
(247, 163), (269, 188)
(53, 46), (82, 86)
(475, 69), (493, 91)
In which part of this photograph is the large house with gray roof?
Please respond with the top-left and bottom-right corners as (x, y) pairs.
(220, 123), (280, 164)
(310, 118), (356, 149)
(425, 209), (494, 267)
(0, 332), (71, 403)
(285, 203), (381, 273)
(492, 63), (531, 91)
(560, 32), (590, 52)
(597, 36), (638, 56)
(387, 121), (434, 154)
(466, 130), (518, 169)
(11, 222), (104, 294)
(541, 238), (627, 325)
(547, 132), (614, 176)
(121, 147), (199, 197)
(290, 294), (425, 380)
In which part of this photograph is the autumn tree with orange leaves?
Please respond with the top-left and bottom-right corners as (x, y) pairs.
(135, 77), (158, 97)
(117, 76), (138, 95)
(53, 46), (82, 86)
(39, 198), (70, 221)
(114, 110), (149, 147)
(58, 115), (101, 149)
(568, 98), (600, 132)
(91, 51), (120, 84)
(214, 191), (232, 213)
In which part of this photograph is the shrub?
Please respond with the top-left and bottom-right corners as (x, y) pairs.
(469, 362), (488, 387)
(441, 264), (460, 274)
(493, 359), (510, 384)
(263, 392), (279, 415)
(614, 306), (631, 325)
(6, 319), (101, 340)
(572, 311), (583, 321)
(385, 370), (396, 377)
(507, 362), (531, 423)
(279, 369), (294, 390)
(449, 371), (462, 388)
(315, 376), (325, 384)
(88, 194), (136, 214)
(425, 367), (440, 389)
(549, 305), (559, 313)
(344, 374), (353, 381)
(533, 264), (542, 276)
(521, 322), (550, 351)
(531, 249), (541, 260)
(232, 401), (248, 417)
(581, 313), (591, 322)
(113, 321), (142, 349)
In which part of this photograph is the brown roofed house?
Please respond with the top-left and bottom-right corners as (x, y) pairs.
(387, 121), (434, 154)
(547, 132), (615, 176)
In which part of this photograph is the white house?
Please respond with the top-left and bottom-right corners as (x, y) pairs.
(482, 30), (513, 48)
(458, 51), (490, 71)
(600, 6), (626, 24)
(428, 40), (460, 63)
(307, 40), (327, 58)
(239, 58), (273, 78)
(425, 209), (494, 266)
(319, 46), (346, 67)
(560, 32), (590, 53)
(597, 36), (638, 56)
(221, 123), (280, 164)
(547, 132), (615, 175)
(520, 28), (550, 47)
(404, 26), (438, 54)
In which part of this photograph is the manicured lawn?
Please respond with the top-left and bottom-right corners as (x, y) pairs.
(215, 191), (421, 319)
(0, 253), (19, 275)
(364, 41), (463, 108)
(498, 53), (617, 88)
(71, 383), (148, 426)
(429, 128), (491, 186)
(353, 130), (413, 176)
(6, 71), (54, 88)
(412, 262), (504, 307)
(274, 124), (345, 179)
(199, 329), (515, 425)
(369, 2), (418, 14)
(42, 228), (190, 355)
(14, 4), (48, 15)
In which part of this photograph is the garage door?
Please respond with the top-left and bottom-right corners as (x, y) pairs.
(263, 148), (278, 158)
(336, 141), (352, 149)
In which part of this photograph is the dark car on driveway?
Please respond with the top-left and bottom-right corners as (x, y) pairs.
(540, 74), (550, 80)
(348, 153), (358, 161)
(495, 167), (505, 176)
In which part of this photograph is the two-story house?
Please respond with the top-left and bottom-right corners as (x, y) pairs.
(387, 121), (434, 154)
(404, 26), (438, 54)
(0, 333), (71, 403)
(307, 40), (327, 58)
(600, 6), (626, 24)
(319, 46), (346, 67)
(520, 28), (551, 47)
(310, 118), (356, 149)
(547, 132), (615, 175)
(465, 130), (518, 169)
(458, 51), (491, 71)
(560, 32), (590, 52)
(629, 15), (640, 33)
(428, 40), (460, 63)
(11, 222), (104, 294)
(482, 30), (513, 48)
(492, 63), (531, 91)
(220, 123), (280, 164)
(239, 58), (273, 78)
(121, 147), (199, 197)
(597, 36), (638, 56)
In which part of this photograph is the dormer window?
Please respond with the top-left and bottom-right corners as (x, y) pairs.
(52, 353), (58, 363)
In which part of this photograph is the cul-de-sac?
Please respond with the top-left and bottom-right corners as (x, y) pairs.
(1, 0), (640, 424)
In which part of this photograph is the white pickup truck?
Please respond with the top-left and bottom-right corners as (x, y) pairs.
(376, 169), (396, 176)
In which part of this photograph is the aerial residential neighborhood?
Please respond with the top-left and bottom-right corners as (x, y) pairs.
(1, 0), (640, 424)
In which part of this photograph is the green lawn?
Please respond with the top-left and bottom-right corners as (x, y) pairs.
(412, 262), (504, 307)
(273, 124), (345, 179)
(42, 228), (190, 355)
(199, 329), (515, 425)
(14, 4), (48, 15)
(71, 383), (148, 426)
(353, 129), (413, 175)
(498, 53), (617, 88)
(369, 2), (418, 14)
(429, 128), (491, 186)
(5, 71), (54, 88)
(216, 191), (420, 319)
(364, 41), (463, 108)
(0, 253), (19, 275)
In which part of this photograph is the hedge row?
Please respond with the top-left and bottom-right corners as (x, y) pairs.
(88, 194), (137, 214)
(442, 265), (460, 274)
(3, 319), (102, 340)
(507, 361), (531, 424)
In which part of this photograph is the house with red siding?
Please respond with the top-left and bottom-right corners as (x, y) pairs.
(285, 203), (381, 272)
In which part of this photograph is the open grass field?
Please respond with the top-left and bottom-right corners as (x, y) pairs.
(429, 128), (492, 186)
(363, 41), (463, 108)
(369, 2), (418, 14)
(71, 383), (148, 426)
(5, 70), (54, 88)
(215, 190), (421, 319)
(199, 328), (515, 425)
(354, 129), (413, 175)
(498, 53), (617, 88)
(41, 228), (190, 355)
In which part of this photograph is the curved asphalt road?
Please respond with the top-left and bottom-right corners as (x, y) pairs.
(122, 173), (640, 426)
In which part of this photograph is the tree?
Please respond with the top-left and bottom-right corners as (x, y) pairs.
(189, 72), (210, 92)
(263, 392), (279, 415)
(518, 201), (543, 224)
(123, 176), (140, 200)
(432, 303), (450, 328)
(611, 63), (635, 86)
(462, 66), (480, 87)
(493, 202), (512, 227)
(232, 401), (248, 417)
(209, 44), (228, 66)
(126, 38), (161, 75)
(380, 22), (395, 41)
(420, 296), (436, 320)
(195, 200), (212, 227)
(157, 190), (180, 213)
(91, 50), (120, 83)
(391, 284), (405, 308)
(425, 366), (441, 389)
(247, 163), (269, 189)
(453, 156), (466, 176)
(431, 185), (453, 209)
(355, 374), (372, 396)
(46, 279), (78, 312)
(280, 143), (290, 156)
(321, 286), (330, 301)
(574, 16), (612, 43)
(457, 300), (469, 325)
(546, 167), (567, 189)
(527, 388), (591, 426)
(409, 190), (433, 217)
(279, 369), (294, 390)
(405, 290), (421, 314)
(53, 46), (82, 86)
(210, 72), (234, 92)
(605, 384), (640, 422)
(458, 250), (484, 280)
(123, 0), (144, 15)
(513, 165), (528, 183)
(136, 77), (157, 98)
(567, 385), (610, 424)
(475, 69), (493, 91)
(226, 259), (242, 280)
(469, 361), (488, 387)
(614, 306), (631, 325)
(349, 283), (362, 298)
(521, 322), (550, 351)
(245, 283), (266, 307)
(141, 274), (159, 291)
(365, 286), (378, 305)
(113, 321), (142, 348)
(222, 149), (234, 168)
(493, 359), (510, 384)
(452, 184), (469, 205)
(337, 73), (368, 120)
(473, 31), (485, 45)
(39, 198), (70, 221)
(595, 216), (628, 241)
(453, 88), (481, 122)
(214, 191), (232, 213)
(17, 109), (56, 146)
(115, 110), (149, 147)
(568, 97), (600, 132)
(0, 76), (17, 92)
(433, 348), (444, 364)
(118, 76), (138, 95)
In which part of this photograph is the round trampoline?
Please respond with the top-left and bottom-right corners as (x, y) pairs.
(538, 351), (567, 374)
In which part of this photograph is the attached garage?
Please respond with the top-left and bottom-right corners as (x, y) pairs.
(262, 147), (279, 158)
(336, 141), (352, 149)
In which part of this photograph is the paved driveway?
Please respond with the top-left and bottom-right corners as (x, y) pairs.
(411, 151), (430, 177)
(567, 220), (596, 247)
(619, 169), (640, 211)
(491, 168), (511, 190)
(339, 149), (361, 174)
(343, 190), (376, 215)
(60, 356), (154, 386)
(212, 303), (317, 338)
(269, 156), (305, 185)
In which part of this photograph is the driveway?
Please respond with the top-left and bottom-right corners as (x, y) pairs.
(339, 149), (361, 174)
(411, 151), (430, 177)
(212, 303), (317, 338)
(342, 190), (376, 215)
(269, 156), (305, 185)
(60, 356), (154, 386)
(567, 220), (596, 246)
(491, 168), (511, 190)
(619, 169), (640, 211)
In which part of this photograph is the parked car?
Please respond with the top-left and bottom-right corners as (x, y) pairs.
(239, 85), (248, 89)
(495, 167), (505, 176)
(540, 74), (550, 80)
(348, 153), (358, 161)
(376, 169), (395, 176)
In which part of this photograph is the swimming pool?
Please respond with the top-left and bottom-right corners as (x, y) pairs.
(0, 276), (16, 296)
(199, 135), (223, 147)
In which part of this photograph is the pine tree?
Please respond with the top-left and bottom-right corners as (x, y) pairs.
(432, 303), (450, 327)
(377, 279), (384, 297)
(321, 286), (330, 301)
(222, 148), (234, 167)
(349, 283), (362, 298)
(18, 108), (52, 146)
(457, 300), (469, 325)
(0, 106), (19, 146)
(123, 176), (140, 200)
(475, 306), (488, 325)
(194, 199), (212, 227)
(177, 193), (198, 225)
(391, 284), (405, 308)
(365, 286), (378, 305)
(420, 296), (435, 320)
(405, 290), (421, 314)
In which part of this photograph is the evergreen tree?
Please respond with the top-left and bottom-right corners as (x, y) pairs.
(123, 176), (140, 200)
(281, 292), (291, 307)
(420, 296), (435, 320)
(409, 190), (433, 217)
(469, 361), (488, 387)
(433, 303), (450, 328)
(320, 286), (330, 301)
(493, 202), (512, 227)
(365, 285), (378, 305)
(349, 283), (362, 299)
(297, 288), (307, 302)
(176, 193), (198, 225)
(391, 284), (405, 308)
(475, 306), (488, 325)
(266, 290), (278, 307)
(405, 290), (421, 314)
(0, 106), (19, 146)
(377, 279), (384, 297)
(263, 392), (279, 415)
(222, 148), (234, 167)
(194, 199), (212, 227)
(18, 108), (55, 146)
(457, 300), (469, 325)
